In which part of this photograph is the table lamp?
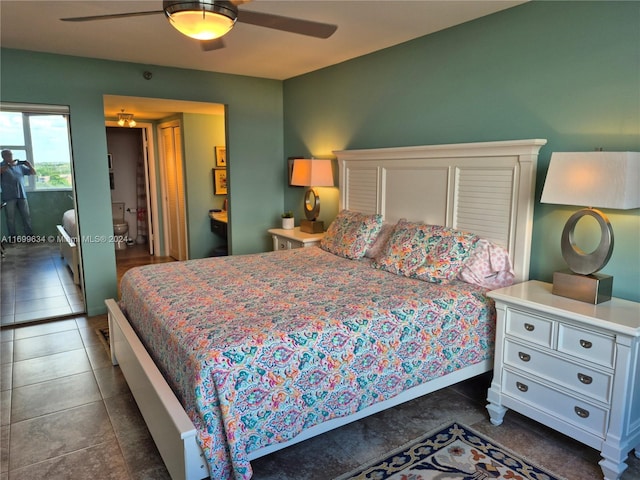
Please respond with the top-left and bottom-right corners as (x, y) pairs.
(291, 158), (334, 233)
(541, 151), (640, 303)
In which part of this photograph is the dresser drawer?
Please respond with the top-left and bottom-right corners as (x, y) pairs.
(557, 324), (616, 368)
(503, 339), (613, 404)
(506, 309), (554, 348)
(503, 370), (608, 438)
(275, 238), (304, 250)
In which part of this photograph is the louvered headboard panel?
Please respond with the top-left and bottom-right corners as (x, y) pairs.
(335, 139), (547, 283)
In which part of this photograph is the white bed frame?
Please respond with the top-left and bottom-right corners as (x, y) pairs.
(56, 224), (81, 285)
(106, 138), (546, 480)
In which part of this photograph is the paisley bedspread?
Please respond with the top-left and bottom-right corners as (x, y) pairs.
(119, 247), (495, 479)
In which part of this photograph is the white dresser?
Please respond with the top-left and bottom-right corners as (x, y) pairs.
(486, 281), (640, 480)
(267, 227), (324, 251)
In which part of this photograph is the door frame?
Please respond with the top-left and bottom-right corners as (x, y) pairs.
(105, 121), (160, 256)
(157, 118), (188, 260)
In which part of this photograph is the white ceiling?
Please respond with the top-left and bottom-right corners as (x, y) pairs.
(2, 1), (525, 119)
(1, 1), (525, 81)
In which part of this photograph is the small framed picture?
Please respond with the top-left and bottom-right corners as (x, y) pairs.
(215, 146), (227, 167)
(213, 168), (227, 195)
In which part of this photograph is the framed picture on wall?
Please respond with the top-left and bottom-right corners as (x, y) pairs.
(215, 146), (227, 167)
(213, 168), (227, 195)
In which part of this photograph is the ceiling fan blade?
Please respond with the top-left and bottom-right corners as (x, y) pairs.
(201, 38), (226, 51)
(238, 10), (337, 39)
(61, 10), (163, 22)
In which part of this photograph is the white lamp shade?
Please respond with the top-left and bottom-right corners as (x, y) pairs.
(541, 151), (640, 209)
(291, 159), (334, 187)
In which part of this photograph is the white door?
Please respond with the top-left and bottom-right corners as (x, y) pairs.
(159, 120), (188, 260)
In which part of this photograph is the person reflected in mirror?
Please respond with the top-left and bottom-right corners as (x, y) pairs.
(1, 149), (36, 242)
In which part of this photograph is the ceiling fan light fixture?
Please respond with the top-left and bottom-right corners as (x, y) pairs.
(163, 1), (237, 40)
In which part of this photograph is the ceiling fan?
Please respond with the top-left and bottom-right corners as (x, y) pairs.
(60, 0), (338, 51)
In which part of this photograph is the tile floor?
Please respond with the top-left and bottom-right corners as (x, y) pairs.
(2, 314), (640, 480)
(1, 243), (84, 326)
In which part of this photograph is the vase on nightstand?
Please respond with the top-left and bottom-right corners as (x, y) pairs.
(282, 217), (294, 230)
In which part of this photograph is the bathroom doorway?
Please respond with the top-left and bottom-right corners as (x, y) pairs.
(0, 102), (85, 326)
(106, 126), (153, 254)
(103, 95), (227, 262)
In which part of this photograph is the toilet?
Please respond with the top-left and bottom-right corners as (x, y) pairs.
(111, 202), (128, 250)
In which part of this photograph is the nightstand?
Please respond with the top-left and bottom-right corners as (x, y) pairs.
(486, 280), (640, 480)
(268, 227), (324, 251)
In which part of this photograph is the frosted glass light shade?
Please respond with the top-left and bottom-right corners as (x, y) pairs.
(164, 1), (237, 40)
(541, 152), (640, 209)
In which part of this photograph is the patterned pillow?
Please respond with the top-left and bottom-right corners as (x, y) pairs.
(364, 223), (395, 260)
(320, 210), (383, 259)
(373, 220), (480, 284)
(458, 239), (515, 289)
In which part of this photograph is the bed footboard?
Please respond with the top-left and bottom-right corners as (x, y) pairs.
(105, 299), (209, 480)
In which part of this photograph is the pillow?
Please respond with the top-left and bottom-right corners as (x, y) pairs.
(320, 210), (383, 259)
(373, 220), (480, 284)
(364, 223), (395, 260)
(458, 239), (515, 289)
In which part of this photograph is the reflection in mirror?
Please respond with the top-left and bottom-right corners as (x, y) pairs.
(0, 103), (85, 326)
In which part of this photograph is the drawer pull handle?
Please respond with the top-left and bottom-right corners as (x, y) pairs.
(579, 339), (593, 349)
(518, 352), (531, 362)
(524, 323), (535, 332)
(574, 406), (590, 418)
(578, 373), (593, 385)
(516, 382), (528, 392)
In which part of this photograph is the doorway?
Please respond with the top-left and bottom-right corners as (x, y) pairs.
(0, 103), (85, 326)
(158, 119), (188, 260)
(103, 95), (227, 262)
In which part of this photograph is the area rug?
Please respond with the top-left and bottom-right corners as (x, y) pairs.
(335, 422), (566, 480)
(95, 327), (110, 355)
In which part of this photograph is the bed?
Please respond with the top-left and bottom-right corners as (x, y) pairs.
(105, 138), (546, 480)
(56, 209), (81, 285)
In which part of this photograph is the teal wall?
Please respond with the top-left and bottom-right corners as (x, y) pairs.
(1, 50), (284, 315)
(283, 1), (640, 302)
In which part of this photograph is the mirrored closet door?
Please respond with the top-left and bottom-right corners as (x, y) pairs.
(0, 103), (85, 325)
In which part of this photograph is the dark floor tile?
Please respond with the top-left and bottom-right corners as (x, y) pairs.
(93, 365), (129, 399)
(7, 437), (129, 480)
(12, 318), (77, 340)
(0, 364), (11, 392)
(14, 285), (66, 302)
(9, 401), (116, 470)
(1, 390), (10, 426)
(1, 426), (7, 474)
(11, 371), (101, 422)
(0, 343), (12, 365)
(12, 348), (91, 387)
(0, 330), (13, 343)
(12, 329), (84, 361)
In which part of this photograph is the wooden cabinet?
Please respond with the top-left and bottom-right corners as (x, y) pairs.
(487, 281), (640, 480)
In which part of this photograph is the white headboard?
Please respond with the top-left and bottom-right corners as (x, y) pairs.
(334, 139), (547, 283)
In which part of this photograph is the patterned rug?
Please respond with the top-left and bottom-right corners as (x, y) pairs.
(335, 422), (565, 480)
(95, 327), (110, 355)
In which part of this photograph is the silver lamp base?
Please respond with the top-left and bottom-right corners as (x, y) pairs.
(552, 270), (613, 304)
